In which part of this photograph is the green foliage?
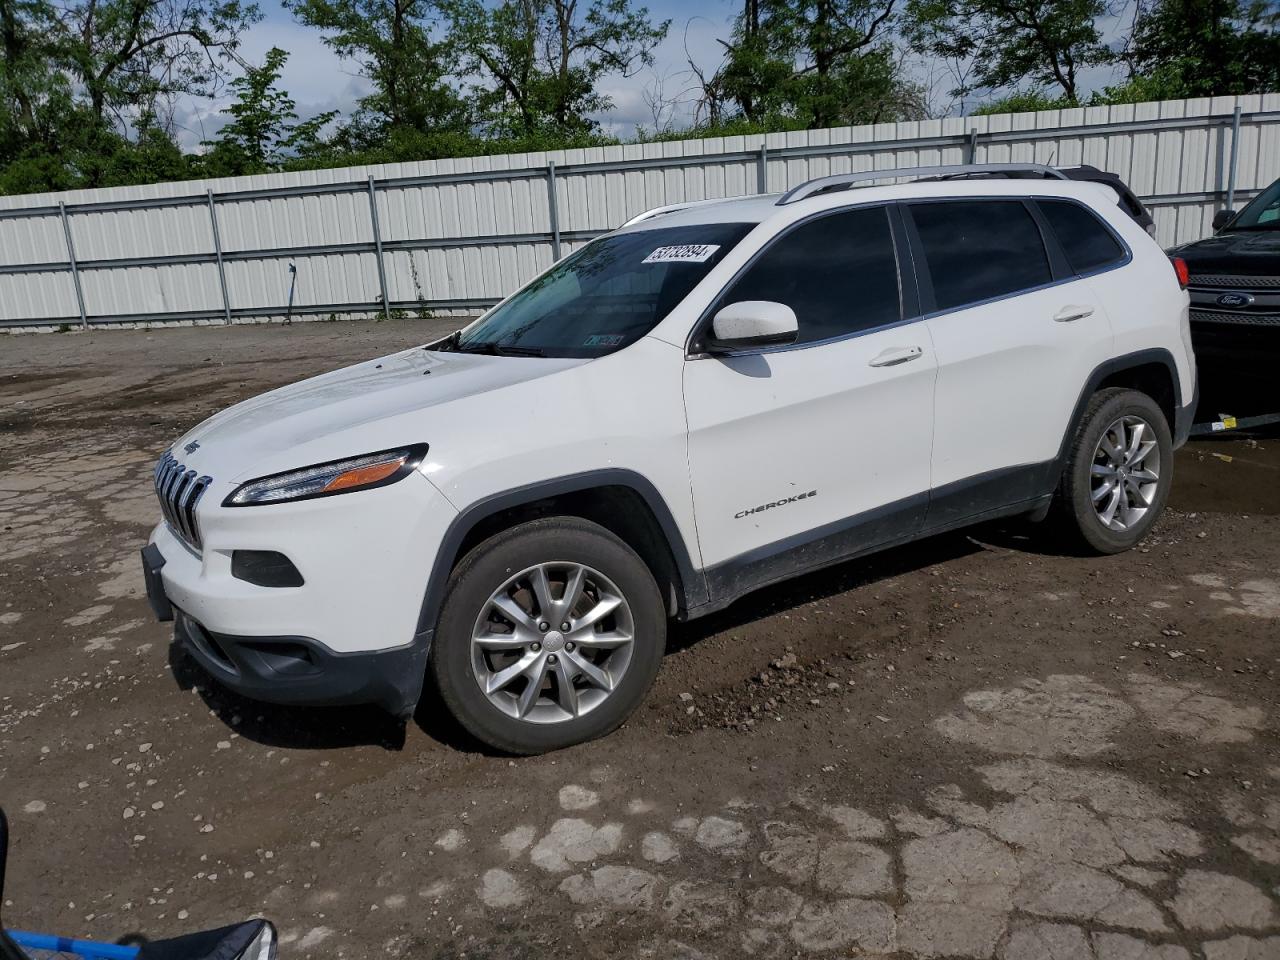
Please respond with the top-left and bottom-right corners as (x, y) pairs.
(445, 0), (667, 139)
(202, 48), (336, 175)
(0, 0), (259, 192)
(971, 90), (1079, 115)
(61, 0), (261, 124)
(904, 0), (1109, 101)
(1, 0), (1277, 196)
(720, 0), (924, 128)
(1125, 0), (1280, 98)
(284, 0), (468, 142)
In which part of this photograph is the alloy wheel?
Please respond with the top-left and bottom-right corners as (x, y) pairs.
(470, 562), (635, 723)
(1090, 414), (1162, 532)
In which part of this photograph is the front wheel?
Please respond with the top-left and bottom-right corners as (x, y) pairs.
(1055, 387), (1173, 554)
(430, 517), (666, 754)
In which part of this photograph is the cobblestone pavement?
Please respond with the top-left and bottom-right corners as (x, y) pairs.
(1, 320), (1277, 958)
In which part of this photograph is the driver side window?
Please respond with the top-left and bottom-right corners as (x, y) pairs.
(715, 205), (902, 346)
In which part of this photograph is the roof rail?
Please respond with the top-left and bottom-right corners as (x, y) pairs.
(776, 163), (1069, 205)
(621, 196), (737, 227)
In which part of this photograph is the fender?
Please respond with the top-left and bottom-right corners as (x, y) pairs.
(413, 469), (706, 646)
(1055, 347), (1191, 461)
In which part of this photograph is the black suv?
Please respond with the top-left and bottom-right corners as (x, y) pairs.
(1172, 177), (1280, 372)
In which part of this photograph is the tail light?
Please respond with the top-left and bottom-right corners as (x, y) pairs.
(1170, 256), (1189, 289)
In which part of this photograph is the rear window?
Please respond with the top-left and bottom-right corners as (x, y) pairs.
(1037, 199), (1126, 274)
(909, 200), (1052, 312)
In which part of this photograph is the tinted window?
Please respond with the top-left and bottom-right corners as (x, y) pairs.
(910, 200), (1051, 312)
(715, 206), (900, 346)
(1038, 199), (1125, 273)
(452, 222), (753, 358)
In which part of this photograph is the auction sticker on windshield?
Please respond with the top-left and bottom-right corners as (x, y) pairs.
(642, 244), (721, 264)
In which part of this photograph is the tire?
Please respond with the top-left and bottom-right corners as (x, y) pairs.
(1054, 387), (1173, 555)
(429, 516), (666, 754)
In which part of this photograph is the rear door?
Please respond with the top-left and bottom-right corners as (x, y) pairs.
(907, 197), (1116, 523)
(683, 204), (937, 594)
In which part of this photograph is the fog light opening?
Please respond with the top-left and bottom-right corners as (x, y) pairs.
(231, 550), (305, 588)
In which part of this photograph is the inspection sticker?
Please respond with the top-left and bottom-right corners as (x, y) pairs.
(642, 244), (720, 264)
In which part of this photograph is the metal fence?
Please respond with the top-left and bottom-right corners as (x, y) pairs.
(1, 93), (1277, 330)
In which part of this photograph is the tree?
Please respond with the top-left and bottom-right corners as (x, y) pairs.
(56, 0), (261, 129)
(286, 0), (468, 144)
(717, 0), (923, 129)
(904, 0), (1109, 103)
(445, 0), (668, 140)
(1122, 0), (1280, 98)
(202, 46), (334, 174)
(0, 0), (259, 191)
(0, 0), (77, 187)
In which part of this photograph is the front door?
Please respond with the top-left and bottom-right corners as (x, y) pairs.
(682, 204), (938, 599)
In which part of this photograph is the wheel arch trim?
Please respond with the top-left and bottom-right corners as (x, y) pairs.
(1057, 347), (1186, 465)
(414, 470), (707, 642)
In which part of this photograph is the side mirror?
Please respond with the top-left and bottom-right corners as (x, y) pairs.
(708, 300), (798, 352)
(1213, 209), (1235, 231)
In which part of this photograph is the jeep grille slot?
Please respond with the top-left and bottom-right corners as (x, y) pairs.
(154, 452), (212, 550)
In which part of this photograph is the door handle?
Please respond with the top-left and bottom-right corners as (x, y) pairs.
(1054, 305), (1095, 323)
(869, 345), (924, 367)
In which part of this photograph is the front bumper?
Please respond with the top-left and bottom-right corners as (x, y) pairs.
(1189, 314), (1280, 365)
(142, 468), (456, 716)
(174, 608), (429, 717)
(143, 548), (431, 717)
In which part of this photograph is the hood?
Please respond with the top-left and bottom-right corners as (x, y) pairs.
(171, 347), (588, 482)
(1173, 229), (1280, 276)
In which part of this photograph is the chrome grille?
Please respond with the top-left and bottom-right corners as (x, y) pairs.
(154, 452), (212, 549)
(1189, 274), (1280, 289)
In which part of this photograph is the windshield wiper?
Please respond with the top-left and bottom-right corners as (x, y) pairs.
(428, 330), (463, 351)
(457, 341), (546, 357)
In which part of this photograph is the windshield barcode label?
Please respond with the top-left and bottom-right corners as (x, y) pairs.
(642, 244), (721, 264)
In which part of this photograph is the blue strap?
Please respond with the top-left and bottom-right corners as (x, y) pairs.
(7, 930), (140, 959)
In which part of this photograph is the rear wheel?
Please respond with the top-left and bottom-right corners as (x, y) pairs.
(1055, 387), (1173, 554)
(430, 517), (666, 754)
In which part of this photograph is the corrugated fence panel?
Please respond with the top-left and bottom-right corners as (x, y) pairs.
(80, 262), (221, 317)
(0, 213), (70, 266)
(1, 93), (1277, 327)
(0, 267), (77, 322)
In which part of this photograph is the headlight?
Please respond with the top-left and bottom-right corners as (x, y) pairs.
(223, 445), (428, 507)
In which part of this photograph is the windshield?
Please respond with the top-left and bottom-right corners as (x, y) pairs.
(446, 222), (755, 358)
(1226, 179), (1280, 230)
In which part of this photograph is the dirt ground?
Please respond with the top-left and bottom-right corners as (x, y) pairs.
(1, 319), (1278, 960)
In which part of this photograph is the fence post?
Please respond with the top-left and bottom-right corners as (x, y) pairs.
(966, 128), (980, 164)
(1225, 105), (1242, 211)
(58, 202), (88, 330)
(367, 175), (391, 320)
(207, 190), (232, 325)
(757, 144), (768, 193)
(546, 160), (562, 261)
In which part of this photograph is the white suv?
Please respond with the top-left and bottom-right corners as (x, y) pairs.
(142, 163), (1197, 754)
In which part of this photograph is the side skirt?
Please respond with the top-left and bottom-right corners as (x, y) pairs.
(692, 462), (1055, 619)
